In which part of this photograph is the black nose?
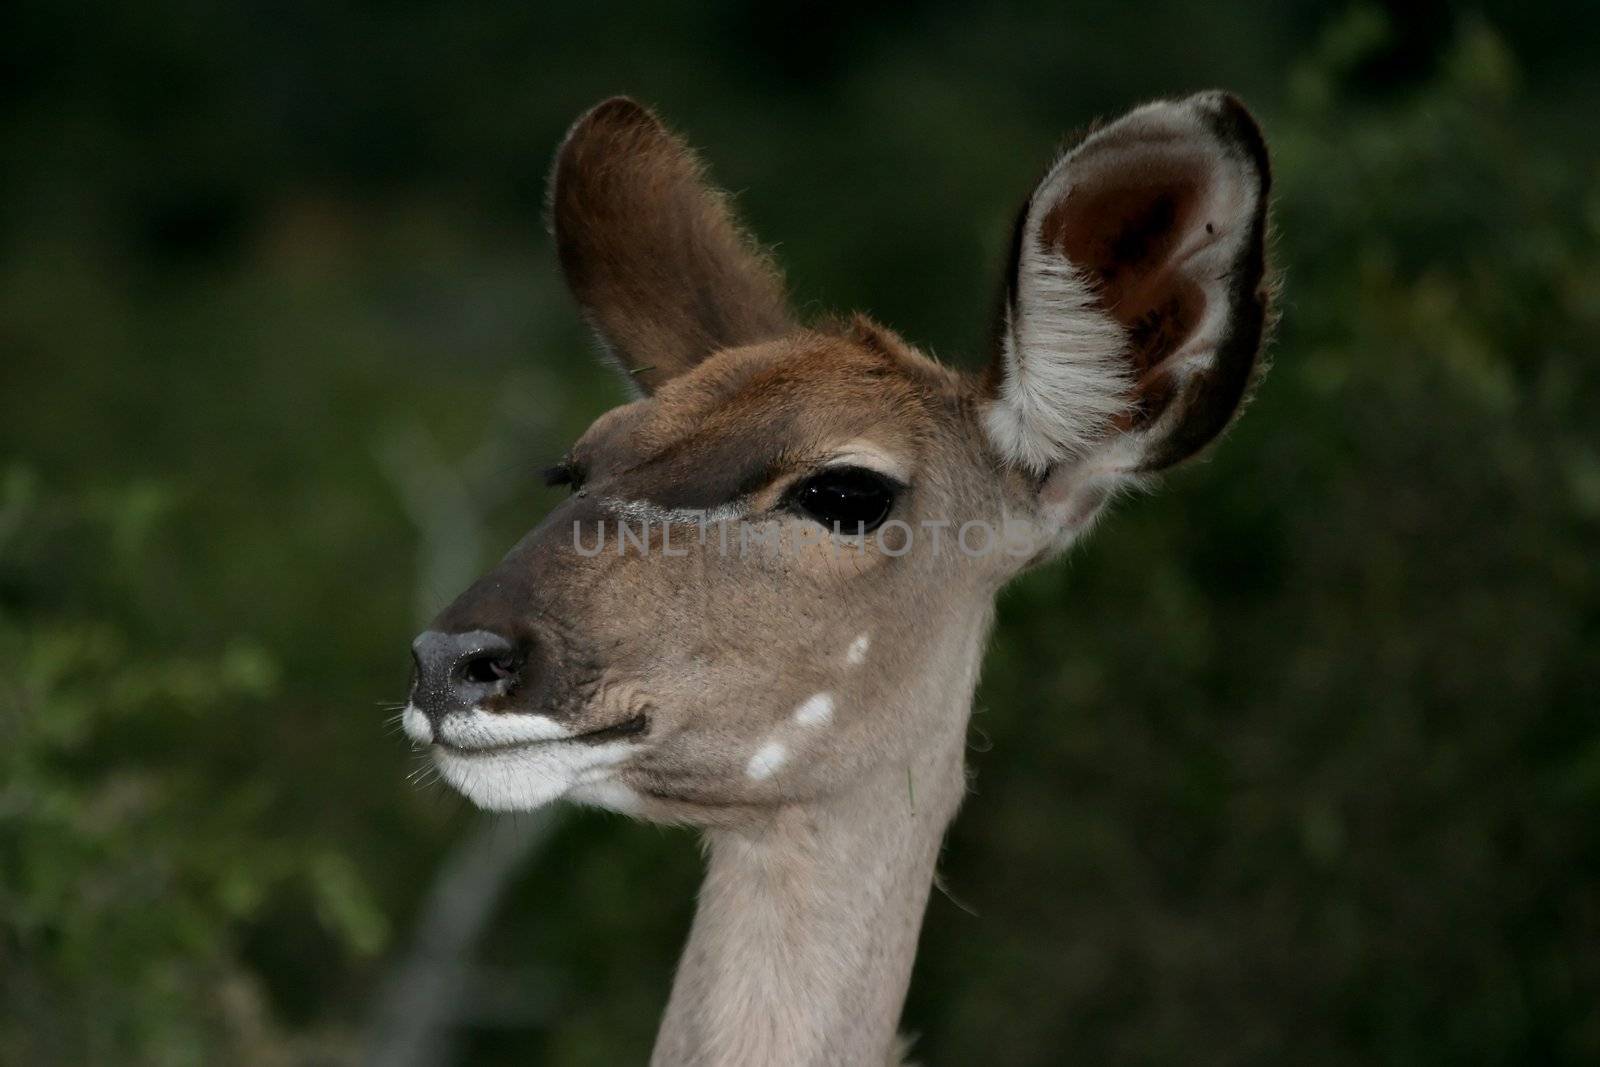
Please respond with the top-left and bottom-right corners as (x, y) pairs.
(410, 629), (524, 721)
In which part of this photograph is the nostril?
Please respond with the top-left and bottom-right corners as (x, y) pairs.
(458, 651), (518, 687)
(412, 629), (524, 714)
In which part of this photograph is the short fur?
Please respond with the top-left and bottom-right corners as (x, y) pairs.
(407, 92), (1275, 1066)
(549, 99), (794, 392)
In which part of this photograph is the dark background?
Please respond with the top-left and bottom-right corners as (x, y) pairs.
(3, 1), (1598, 1063)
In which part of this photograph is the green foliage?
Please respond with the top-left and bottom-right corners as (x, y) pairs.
(943, 15), (1600, 1063)
(2, 2), (1596, 1063)
(0, 468), (395, 1063)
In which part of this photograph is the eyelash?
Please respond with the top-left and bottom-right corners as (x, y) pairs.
(542, 461), (583, 490)
(541, 458), (902, 509)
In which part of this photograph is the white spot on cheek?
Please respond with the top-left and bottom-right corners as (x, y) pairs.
(746, 740), (789, 780)
(845, 633), (871, 666)
(792, 692), (834, 728)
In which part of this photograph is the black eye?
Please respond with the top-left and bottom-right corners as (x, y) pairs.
(789, 466), (898, 534)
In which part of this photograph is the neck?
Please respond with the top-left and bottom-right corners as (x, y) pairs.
(650, 618), (988, 1067)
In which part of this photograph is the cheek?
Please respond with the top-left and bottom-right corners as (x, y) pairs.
(682, 516), (904, 579)
(642, 628), (885, 782)
(543, 521), (922, 756)
(785, 529), (901, 578)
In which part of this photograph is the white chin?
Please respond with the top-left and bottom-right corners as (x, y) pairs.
(433, 741), (633, 812)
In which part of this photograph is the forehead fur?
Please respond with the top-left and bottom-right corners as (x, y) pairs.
(576, 318), (970, 507)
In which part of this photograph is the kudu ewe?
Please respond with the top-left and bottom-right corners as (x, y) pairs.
(402, 92), (1272, 1065)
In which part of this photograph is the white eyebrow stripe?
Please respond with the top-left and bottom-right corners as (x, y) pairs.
(599, 498), (746, 525)
(823, 439), (910, 482)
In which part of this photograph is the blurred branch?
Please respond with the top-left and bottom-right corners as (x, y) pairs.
(361, 813), (563, 1067)
(377, 425), (501, 625)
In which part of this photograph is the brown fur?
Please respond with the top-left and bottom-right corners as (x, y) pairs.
(549, 98), (794, 392)
(416, 92), (1274, 1067)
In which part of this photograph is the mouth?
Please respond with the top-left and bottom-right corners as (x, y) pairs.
(413, 708), (649, 814)
(430, 711), (650, 755)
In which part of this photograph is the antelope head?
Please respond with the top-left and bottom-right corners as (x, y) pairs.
(402, 93), (1271, 829)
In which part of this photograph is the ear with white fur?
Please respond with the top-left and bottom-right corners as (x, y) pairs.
(983, 92), (1272, 534)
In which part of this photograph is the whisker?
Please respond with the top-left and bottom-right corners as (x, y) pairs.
(382, 710), (415, 737)
(406, 758), (441, 788)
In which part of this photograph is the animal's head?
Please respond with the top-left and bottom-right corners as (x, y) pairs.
(402, 94), (1271, 824)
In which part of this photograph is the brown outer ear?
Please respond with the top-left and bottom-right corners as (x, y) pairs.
(1131, 96), (1271, 471)
(548, 98), (793, 394)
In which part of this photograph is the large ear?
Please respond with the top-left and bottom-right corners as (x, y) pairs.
(549, 98), (794, 393)
(983, 92), (1272, 526)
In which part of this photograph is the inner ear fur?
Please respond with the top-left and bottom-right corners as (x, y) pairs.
(549, 98), (794, 394)
(987, 92), (1272, 475)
